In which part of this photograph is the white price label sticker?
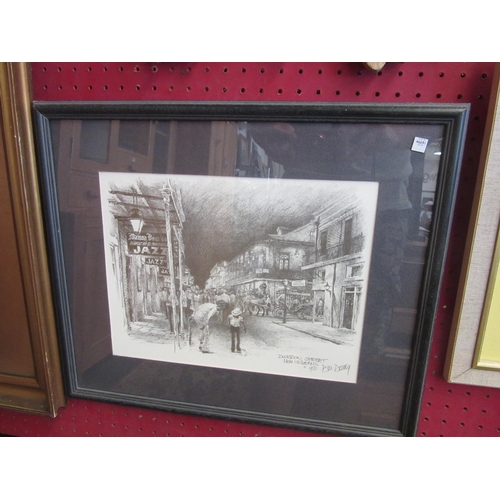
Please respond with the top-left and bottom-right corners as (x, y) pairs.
(411, 136), (429, 153)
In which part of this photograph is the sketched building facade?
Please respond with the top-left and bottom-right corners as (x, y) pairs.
(103, 177), (188, 340)
(302, 192), (368, 331)
(222, 225), (314, 303)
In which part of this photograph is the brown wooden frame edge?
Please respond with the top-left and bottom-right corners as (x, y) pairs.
(0, 62), (66, 416)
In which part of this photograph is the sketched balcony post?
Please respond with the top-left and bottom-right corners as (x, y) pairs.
(161, 181), (180, 351)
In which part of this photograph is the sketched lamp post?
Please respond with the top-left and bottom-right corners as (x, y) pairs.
(283, 279), (289, 324)
(129, 189), (144, 233)
(129, 207), (144, 233)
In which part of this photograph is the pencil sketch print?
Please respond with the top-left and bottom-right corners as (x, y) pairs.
(99, 173), (378, 383)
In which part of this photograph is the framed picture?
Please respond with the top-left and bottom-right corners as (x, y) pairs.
(33, 101), (469, 436)
(445, 64), (500, 386)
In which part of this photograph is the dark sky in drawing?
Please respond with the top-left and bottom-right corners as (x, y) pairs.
(162, 175), (363, 286)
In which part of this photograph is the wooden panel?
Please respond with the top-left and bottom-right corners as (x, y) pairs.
(0, 62), (66, 416)
(0, 127), (36, 379)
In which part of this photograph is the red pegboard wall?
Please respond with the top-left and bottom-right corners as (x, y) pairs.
(1, 61), (498, 437)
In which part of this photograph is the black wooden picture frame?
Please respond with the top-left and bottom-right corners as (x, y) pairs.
(33, 101), (469, 436)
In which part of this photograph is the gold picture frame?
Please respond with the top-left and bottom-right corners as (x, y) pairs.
(0, 63), (66, 415)
(445, 63), (500, 386)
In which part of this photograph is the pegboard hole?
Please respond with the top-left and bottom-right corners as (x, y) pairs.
(242, 68), (247, 73)
(119, 85), (124, 91)
(337, 70), (342, 75)
(152, 86), (157, 91)
(318, 69), (323, 74)
(136, 85), (141, 91)
(240, 88), (246, 94)
(439, 72), (445, 77)
(296, 89), (302, 95)
(395, 92), (401, 97)
(134, 66), (140, 72)
(87, 66), (92, 72)
(88, 85), (92, 90)
(398, 71), (403, 76)
(419, 72), (424, 77)
(103, 66), (108, 72)
(259, 88), (264, 94)
(336, 91), (341, 96)
(204, 67), (210, 72)
(169, 86), (174, 91)
(298, 69), (304, 74)
(355, 91), (361, 96)
(277, 89), (283, 94)
(104, 85), (108, 90)
(223, 67), (228, 73)
(316, 90), (321, 95)
(260, 68), (265, 73)
(436, 93), (442, 98)
(186, 86), (191, 92)
(222, 87), (227, 93)
(204, 87), (209, 92)
(152, 66), (158, 72)
(461, 73), (466, 78)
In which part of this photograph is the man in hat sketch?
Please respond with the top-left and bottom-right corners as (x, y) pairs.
(227, 307), (246, 353)
(190, 302), (223, 353)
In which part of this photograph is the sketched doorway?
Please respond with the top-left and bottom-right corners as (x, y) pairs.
(341, 285), (362, 330)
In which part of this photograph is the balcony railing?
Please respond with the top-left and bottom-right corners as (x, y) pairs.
(311, 234), (364, 264)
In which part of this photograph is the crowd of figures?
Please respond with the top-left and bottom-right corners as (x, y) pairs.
(157, 285), (248, 354)
(159, 283), (323, 353)
(156, 283), (325, 354)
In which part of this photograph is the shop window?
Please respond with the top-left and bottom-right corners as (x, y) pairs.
(279, 253), (290, 270)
